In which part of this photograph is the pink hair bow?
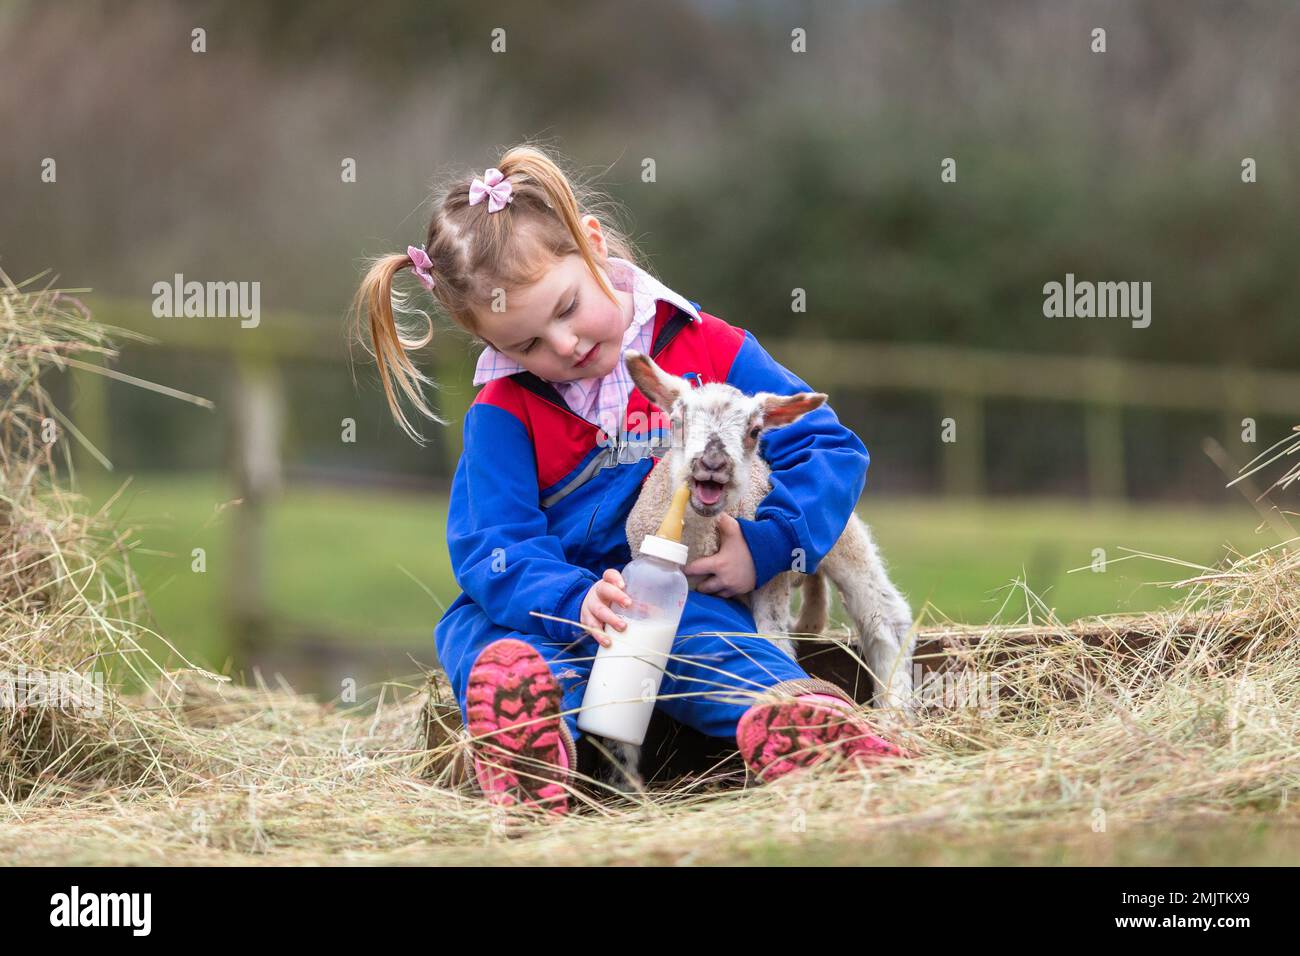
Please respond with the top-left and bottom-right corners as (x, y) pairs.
(468, 167), (514, 213)
(406, 245), (435, 291)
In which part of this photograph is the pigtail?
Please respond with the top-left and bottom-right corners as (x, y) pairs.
(350, 252), (447, 444)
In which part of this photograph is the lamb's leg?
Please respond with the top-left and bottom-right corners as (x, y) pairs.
(818, 515), (916, 717)
(792, 570), (829, 637)
(590, 737), (646, 795)
(750, 573), (796, 661)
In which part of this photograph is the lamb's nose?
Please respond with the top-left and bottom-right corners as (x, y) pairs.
(700, 449), (729, 472)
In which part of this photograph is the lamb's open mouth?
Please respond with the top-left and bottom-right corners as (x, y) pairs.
(690, 477), (728, 512)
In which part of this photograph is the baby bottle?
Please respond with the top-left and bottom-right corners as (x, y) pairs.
(577, 484), (691, 746)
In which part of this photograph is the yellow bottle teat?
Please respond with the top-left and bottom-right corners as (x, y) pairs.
(655, 483), (691, 542)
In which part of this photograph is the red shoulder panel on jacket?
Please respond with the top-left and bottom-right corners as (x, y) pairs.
(472, 378), (533, 439)
(471, 376), (601, 491)
(693, 309), (747, 383)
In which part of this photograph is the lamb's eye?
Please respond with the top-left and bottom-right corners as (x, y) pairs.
(748, 426), (761, 440)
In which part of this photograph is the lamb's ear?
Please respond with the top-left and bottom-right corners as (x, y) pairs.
(757, 391), (827, 430)
(624, 350), (687, 411)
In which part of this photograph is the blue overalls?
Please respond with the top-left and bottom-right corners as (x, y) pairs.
(434, 300), (870, 746)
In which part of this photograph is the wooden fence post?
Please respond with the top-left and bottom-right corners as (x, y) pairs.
(68, 358), (112, 477)
(1084, 402), (1126, 500)
(1084, 361), (1127, 500)
(941, 391), (984, 497)
(1222, 366), (1257, 462)
(226, 354), (284, 665)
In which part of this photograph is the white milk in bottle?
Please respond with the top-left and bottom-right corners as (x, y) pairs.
(578, 484), (691, 745)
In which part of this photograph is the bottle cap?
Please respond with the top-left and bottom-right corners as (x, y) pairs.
(639, 534), (689, 565)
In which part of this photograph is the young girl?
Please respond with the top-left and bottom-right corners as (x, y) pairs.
(353, 145), (904, 815)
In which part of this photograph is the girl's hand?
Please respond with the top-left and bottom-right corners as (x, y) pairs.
(683, 512), (757, 598)
(581, 569), (632, 648)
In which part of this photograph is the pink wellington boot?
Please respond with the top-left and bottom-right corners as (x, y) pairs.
(736, 688), (908, 784)
(466, 638), (578, 816)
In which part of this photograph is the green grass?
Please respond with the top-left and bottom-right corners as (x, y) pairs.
(864, 496), (1273, 624)
(78, 472), (1273, 674)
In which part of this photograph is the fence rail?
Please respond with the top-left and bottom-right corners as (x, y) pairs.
(770, 339), (1300, 497)
(80, 299), (1300, 498)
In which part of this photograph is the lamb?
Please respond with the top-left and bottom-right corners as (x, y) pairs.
(591, 350), (916, 793)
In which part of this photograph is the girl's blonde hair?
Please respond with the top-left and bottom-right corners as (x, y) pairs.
(351, 143), (642, 443)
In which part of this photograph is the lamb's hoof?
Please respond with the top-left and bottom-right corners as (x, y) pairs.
(594, 760), (646, 797)
(869, 692), (919, 733)
(590, 739), (647, 797)
(608, 768), (647, 796)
